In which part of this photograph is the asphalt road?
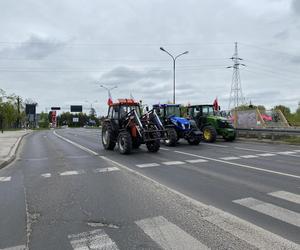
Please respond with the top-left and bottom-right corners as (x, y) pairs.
(0, 128), (299, 250)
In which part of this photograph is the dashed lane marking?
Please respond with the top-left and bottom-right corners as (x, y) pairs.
(136, 216), (209, 250)
(160, 147), (170, 151)
(256, 153), (276, 157)
(0, 176), (11, 182)
(60, 170), (83, 176)
(268, 191), (300, 205)
(278, 151), (297, 155)
(240, 155), (259, 159)
(233, 197), (300, 227)
(293, 149), (300, 153)
(162, 161), (185, 166)
(0, 245), (26, 250)
(202, 143), (228, 148)
(219, 156), (240, 160)
(68, 229), (119, 250)
(136, 163), (160, 168)
(94, 167), (120, 173)
(185, 159), (208, 163)
(174, 150), (300, 179)
(41, 173), (51, 178)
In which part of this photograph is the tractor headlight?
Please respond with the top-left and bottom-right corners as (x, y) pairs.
(181, 123), (185, 129)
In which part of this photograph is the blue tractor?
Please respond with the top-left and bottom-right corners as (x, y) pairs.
(153, 104), (202, 146)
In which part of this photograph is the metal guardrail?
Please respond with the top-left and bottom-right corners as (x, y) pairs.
(236, 127), (300, 140)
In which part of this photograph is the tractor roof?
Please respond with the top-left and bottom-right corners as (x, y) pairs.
(187, 104), (213, 108)
(153, 104), (180, 107)
(110, 98), (140, 107)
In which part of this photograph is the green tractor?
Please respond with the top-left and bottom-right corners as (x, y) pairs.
(186, 105), (236, 142)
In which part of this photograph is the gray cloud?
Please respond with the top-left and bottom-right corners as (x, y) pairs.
(291, 0), (300, 14)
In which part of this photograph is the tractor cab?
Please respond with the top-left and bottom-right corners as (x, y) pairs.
(186, 104), (236, 142)
(153, 104), (202, 146)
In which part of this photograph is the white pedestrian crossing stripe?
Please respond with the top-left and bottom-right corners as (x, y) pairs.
(293, 149), (300, 153)
(0, 176), (11, 182)
(256, 153), (276, 157)
(268, 191), (300, 205)
(185, 159), (208, 163)
(94, 167), (120, 173)
(233, 197), (300, 227)
(136, 163), (160, 168)
(1, 245), (26, 250)
(136, 216), (209, 250)
(220, 156), (240, 160)
(162, 161), (185, 165)
(68, 229), (119, 250)
(240, 155), (259, 159)
(278, 151), (297, 155)
(41, 173), (51, 178)
(60, 170), (83, 176)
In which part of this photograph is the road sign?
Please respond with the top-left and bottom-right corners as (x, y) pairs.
(73, 117), (79, 123)
(70, 105), (82, 112)
(25, 104), (36, 115)
(51, 107), (61, 110)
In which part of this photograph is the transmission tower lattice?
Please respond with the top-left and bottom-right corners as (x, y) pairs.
(228, 42), (246, 110)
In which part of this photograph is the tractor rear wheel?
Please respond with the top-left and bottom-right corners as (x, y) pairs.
(118, 131), (132, 154)
(146, 139), (160, 152)
(102, 123), (116, 150)
(202, 126), (217, 143)
(164, 128), (177, 146)
(187, 136), (201, 145)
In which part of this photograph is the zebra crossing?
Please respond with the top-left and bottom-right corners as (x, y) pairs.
(66, 189), (300, 250)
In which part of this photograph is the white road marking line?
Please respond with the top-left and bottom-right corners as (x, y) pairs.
(160, 147), (170, 151)
(94, 167), (120, 173)
(53, 133), (300, 249)
(136, 163), (160, 168)
(1, 245), (26, 250)
(68, 229), (119, 250)
(268, 191), (300, 205)
(185, 159), (208, 163)
(256, 153), (276, 157)
(219, 156), (240, 160)
(136, 216), (209, 250)
(202, 143), (228, 148)
(233, 197), (300, 227)
(234, 147), (273, 153)
(293, 149), (300, 153)
(162, 161), (185, 165)
(60, 170), (83, 176)
(53, 130), (99, 156)
(24, 157), (49, 161)
(204, 211), (300, 250)
(65, 155), (90, 159)
(41, 173), (51, 178)
(0, 176), (11, 182)
(278, 151), (297, 155)
(174, 150), (300, 179)
(240, 155), (259, 159)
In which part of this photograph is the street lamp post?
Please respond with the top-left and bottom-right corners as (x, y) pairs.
(100, 84), (117, 100)
(160, 47), (188, 104)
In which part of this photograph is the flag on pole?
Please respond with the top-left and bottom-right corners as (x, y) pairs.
(130, 92), (134, 101)
(107, 91), (113, 105)
(213, 97), (219, 111)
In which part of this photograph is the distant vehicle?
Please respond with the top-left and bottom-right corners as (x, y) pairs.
(102, 99), (165, 154)
(153, 104), (202, 146)
(186, 104), (236, 142)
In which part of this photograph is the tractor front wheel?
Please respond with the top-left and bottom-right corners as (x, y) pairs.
(164, 128), (177, 146)
(187, 136), (201, 145)
(202, 126), (217, 143)
(118, 131), (132, 154)
(102, 123), (116, 150)
(146, 140), (160, 152)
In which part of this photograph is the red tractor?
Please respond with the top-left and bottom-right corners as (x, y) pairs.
(102, 99), (165, 154)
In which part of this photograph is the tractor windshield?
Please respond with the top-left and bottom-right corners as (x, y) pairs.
(166, 106), (181, 117)
(119, 105), (141, 118)
(202, 106), (215, 116)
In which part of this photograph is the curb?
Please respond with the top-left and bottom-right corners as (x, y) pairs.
(236, 137), (300, 146)
(0, 132), (31, 170)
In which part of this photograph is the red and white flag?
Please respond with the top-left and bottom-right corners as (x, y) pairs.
(213, 97), (219, 111)
(107, 91), (113, 105)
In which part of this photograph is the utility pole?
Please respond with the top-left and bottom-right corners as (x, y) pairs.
(160, 47), (188, 104)
(227, 42), (246, 111)
(17, 96), (20, 128)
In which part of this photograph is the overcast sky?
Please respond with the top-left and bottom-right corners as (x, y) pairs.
(0, 0), (299, 115)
